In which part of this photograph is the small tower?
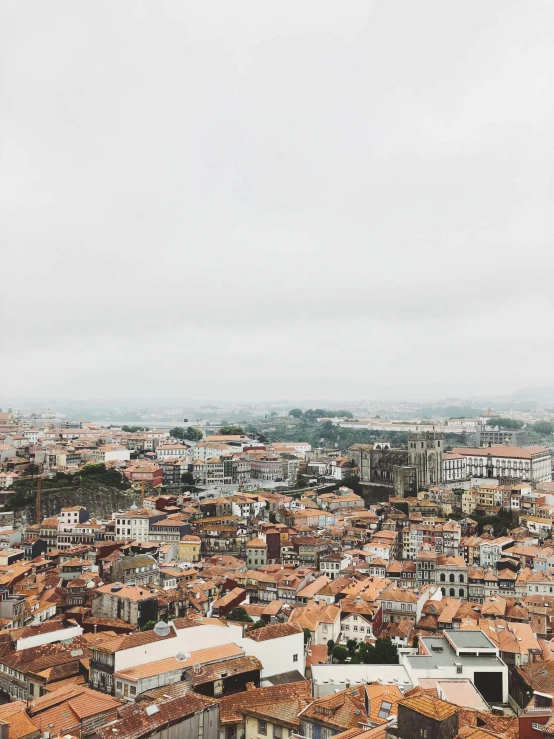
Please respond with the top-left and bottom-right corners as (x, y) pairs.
(408, 432), (444, 488)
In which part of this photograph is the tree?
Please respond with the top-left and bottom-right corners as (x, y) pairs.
(531, 421), (554, 435)
(486, 417), (524, 430)
(327, 639), (335, 651)
(219, 425), (244, 435)
(170, 427), (186, 439)
(249, 620), (266, 631)
(226, 606), (253, 622)
(181, 472), (195, 486)
(346, 639), (358, 654)
(185, 426), (203, 441)
(289, 409), (303, 418)
(81, 462), (107, 475)
(358, 643), (375, 664)
(122, 425), (146, 433)
(373, 637), (399, 664)
(140, 620), (156, 632)
(332, 645), (348, 663)
(303, 628), (312, 645)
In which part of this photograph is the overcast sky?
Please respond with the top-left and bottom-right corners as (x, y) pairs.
(1, 1), (553, 402)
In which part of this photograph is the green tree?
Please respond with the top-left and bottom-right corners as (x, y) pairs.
(358, 643), (376, 664)
(181, 472), (195, 486)
(122, 426), (146, 432)
(170, 427), (186, 439)
(219, 425), (244, 435)
(226, 606), (253, 622)
(531, 421), (554, 435)
(486, 417), (524, 430)
(374, 637), (399, 664)
(289, 409), (304, 418)
(140, 620), (157, 632)
(81, 462), (107, 475)
(303, 628), (312, 645)
(332, 645), (348, 663)
(185, 426), (204, 441)
(327, 639), (335, 651)
(249, 620), (266, 631)
(346, 639), (358, 654)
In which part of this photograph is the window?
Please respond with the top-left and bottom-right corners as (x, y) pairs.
(293, 654), (298, 662)
(116, 682), (122, 690)
(440, 573), (445, 582)
(274, 727), (282, 739)
(130, 686), (136, 695)
(378, 701), (392, 719)
(258, 720), (267, 735)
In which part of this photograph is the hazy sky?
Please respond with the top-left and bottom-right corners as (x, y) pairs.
(1, 1), (553, 401)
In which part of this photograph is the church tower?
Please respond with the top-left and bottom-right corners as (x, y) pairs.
(408, 432), (444, 488)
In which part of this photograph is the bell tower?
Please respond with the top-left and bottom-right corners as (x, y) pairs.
(408, 432), (444, 488)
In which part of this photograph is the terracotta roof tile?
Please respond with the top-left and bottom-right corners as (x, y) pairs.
(245, 622), (302, 642)
(114, 642), (244, 682)
(399, 692), (459, 721)
(219, 681), (311, 724)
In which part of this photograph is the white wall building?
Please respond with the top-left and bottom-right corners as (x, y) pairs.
(451, 445), (551, 483)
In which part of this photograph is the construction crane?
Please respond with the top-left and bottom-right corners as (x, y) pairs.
(36, 476), (41, 525)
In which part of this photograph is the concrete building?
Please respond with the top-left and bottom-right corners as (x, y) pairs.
(111, 554), (159, 586)
(474, 422), (527, 447)
(402, 631), (509, 704)
(91, 582), (159, 628)
(179, 534), (201, 562)
(246, 537), (268, 570)
(442, 452), (467, 482)
(451, 445), (551, 483)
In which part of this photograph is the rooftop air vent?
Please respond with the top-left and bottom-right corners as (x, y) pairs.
(153, 621), (171, 637)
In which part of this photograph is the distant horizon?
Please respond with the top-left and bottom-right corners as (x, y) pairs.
(3, 384), (554, 409)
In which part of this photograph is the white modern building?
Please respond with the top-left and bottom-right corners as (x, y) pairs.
(402, 631), (508, 704)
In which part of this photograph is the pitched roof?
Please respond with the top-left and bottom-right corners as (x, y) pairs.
(219, 681), (311, 724)
(451, 445), (547, 459)
(97, 693), (217, 739)
(399, 692), (459, 721)
(114, 643), (244, 682)
(29, 686), (122, 736)
(0, 702), (39, 739)
(299, 685), (368, 731)
(245, 623), (302, 642)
